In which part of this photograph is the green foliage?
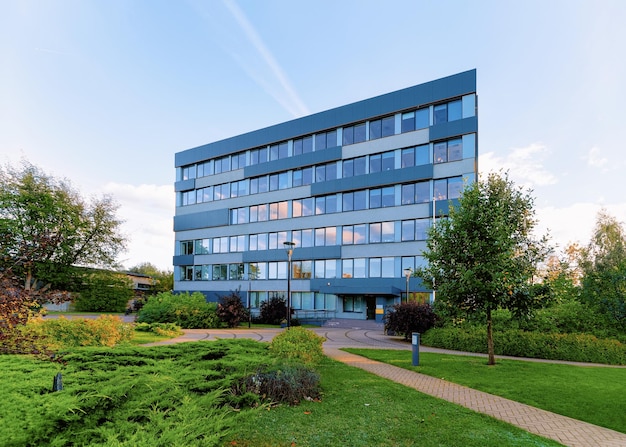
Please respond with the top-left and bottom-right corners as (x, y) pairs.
(134, 322), (183, 337)
(217, 290), (249, 328)
(417, 171), (550, 364)
(258, 295), (287, 325)
(422, 327), (626, 365)
(24, 315), (134, 349)
(136, 291), (220, 329)
(384, 302), (437, 340)
(269, 327), (326, 364)
(579, 210), (626, 331)
(0, 340), (271, 447)
(74, 270), (134, 312)
(241, 365), (321, 405)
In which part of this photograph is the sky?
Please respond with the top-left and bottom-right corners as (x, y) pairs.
(2, 0), (626, 271)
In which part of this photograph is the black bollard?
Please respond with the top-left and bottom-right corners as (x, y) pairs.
(52, 372), (63, 392)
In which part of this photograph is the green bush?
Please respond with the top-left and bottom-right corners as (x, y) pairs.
(422, 327), (626, 365)
(134, 322), (182, 337)
(136, 291), (219, 329)
(74, 271), (134, 313)
(25, 315), (133, 349)
(269, 327), (326, 364)
(384, 302), (437, 340)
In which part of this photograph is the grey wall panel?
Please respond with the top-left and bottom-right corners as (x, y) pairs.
(173, 208), (230, 231)
(176, 70), (476, 167)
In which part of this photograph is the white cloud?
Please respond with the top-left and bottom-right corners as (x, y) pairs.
(535, 201), (626, 252)
(480, 143), (557, 188)
(584, 146), (608, 169)
(100, 183), (174, 271)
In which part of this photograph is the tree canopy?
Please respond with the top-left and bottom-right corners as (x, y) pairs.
(0, 161), (127, 338)
(417, 172), (550, 364)
(579, 210), (626, 330)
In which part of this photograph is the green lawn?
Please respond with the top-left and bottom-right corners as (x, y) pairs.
(346, 348), (626, 434)
(0, 341), (562, 447)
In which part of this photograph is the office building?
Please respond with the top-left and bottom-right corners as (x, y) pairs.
(173, 69), (477, 322)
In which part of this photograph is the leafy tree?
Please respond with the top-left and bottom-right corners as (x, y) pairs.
(416, 172), (550, 364)
(0, 161), (126, 340)
(579, 210), (626, 330)
(384, 302), (437, 340)
(127, 262), (173, 294)
(217, 289), (249, 328)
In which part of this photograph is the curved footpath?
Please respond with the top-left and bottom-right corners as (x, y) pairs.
(144, 322), (626, 447)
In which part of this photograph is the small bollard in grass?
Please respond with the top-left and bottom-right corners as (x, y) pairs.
(52, 373), (63, 392)
(412, 332), (420, 366)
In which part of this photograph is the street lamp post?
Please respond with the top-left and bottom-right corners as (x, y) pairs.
(403, 267), (412, 303)
(283, 241), (295, 329)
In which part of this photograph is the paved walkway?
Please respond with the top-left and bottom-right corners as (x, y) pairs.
(147, 323), (626, 447)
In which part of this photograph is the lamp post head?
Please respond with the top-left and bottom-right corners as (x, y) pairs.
(404, 267), (413, 279)
(283, 241), (295, 258)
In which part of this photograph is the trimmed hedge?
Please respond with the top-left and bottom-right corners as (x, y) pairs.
(422, 327), (626, 365)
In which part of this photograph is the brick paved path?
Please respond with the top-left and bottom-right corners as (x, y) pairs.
(146, 324), (626, 447)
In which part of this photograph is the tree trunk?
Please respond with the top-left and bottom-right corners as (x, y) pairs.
(487, 308), (496, 365)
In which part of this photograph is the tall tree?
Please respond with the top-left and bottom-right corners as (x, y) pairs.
(0, 161), (126, 335)
(417, 172), (550, 364)
(579, 210), (626, 330)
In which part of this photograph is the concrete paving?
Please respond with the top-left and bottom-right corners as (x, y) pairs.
(145, 322), (626, 447)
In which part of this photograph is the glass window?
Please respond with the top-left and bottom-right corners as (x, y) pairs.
(382, 186), (395, 207)
(354, 156), (366, 176)
(402, 147), (415, 168)
(325, 226), (336, 245)
(369, 119), (382, 140)
(354, 258), (366, 278)
(302, 136), (313, 153)
(229, 263), (244, 280)
(314, 260), (325, 279)
(354, 224), (366, 244)
(382, 151), (394, 171)
(354, 123), (366, 143)
(343, 192), (353, 212)
(434, 104), (447, 124)
(382, 115), (395, 137)
(248, 262), (267, 280)
(369, 189), (381, 209)
(415, 181), (430, 203)
(448, 177), (464, 199)
(402, 184), (415, 205)
(213, 264), (227, 281)
(293, 170), (303, 187)
(369, 223), (382, 243)
(416, 144), (429, 165)
(301, 229), (313, 247)
(402, 220), (415, 241)
(416, 108), (429, 129)
(315, 196), (325, 215)
(401, 112), (415, 133)
(302, 261), (312, 278)
(342, 259), (353, 278)
(381, 257), (394, 277)
(342, 159), (353, 178)
(448, 100), (462, 121)
(315, 132), (327, 150)
(434, 142), (447, 164)
(315, 164), (325, 183)
(293, 137), (302, 156)
(249, 234), (258, 251)
(382, 221), (395, 242)
(326, 194), (337, 214)
(325, 162), (337, 181)
(269, 173), (279, 191)
(342, 226), (354, 245)
(369, 258), (381, 278)
(181, 240), (194, 255)
(354, 190), (367, 210)
(370, 154), (381, 173)
(325, 260), (336, 279)
(448, 138), (463, 162)
(416, 219), (430, 240)
(315, 228), (326, 246)
(195, 239), (210, 254)
(434, 179), (448, 200)
(257, 233), (267, 250)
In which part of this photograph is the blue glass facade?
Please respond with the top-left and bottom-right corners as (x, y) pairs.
(173, 70), (477, 321)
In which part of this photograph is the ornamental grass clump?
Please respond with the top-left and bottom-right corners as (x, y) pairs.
(269, 327), (325, 364)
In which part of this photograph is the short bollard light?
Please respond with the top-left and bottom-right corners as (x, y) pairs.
(412, 332), (420, 366)
(52, 372), (63, 392)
